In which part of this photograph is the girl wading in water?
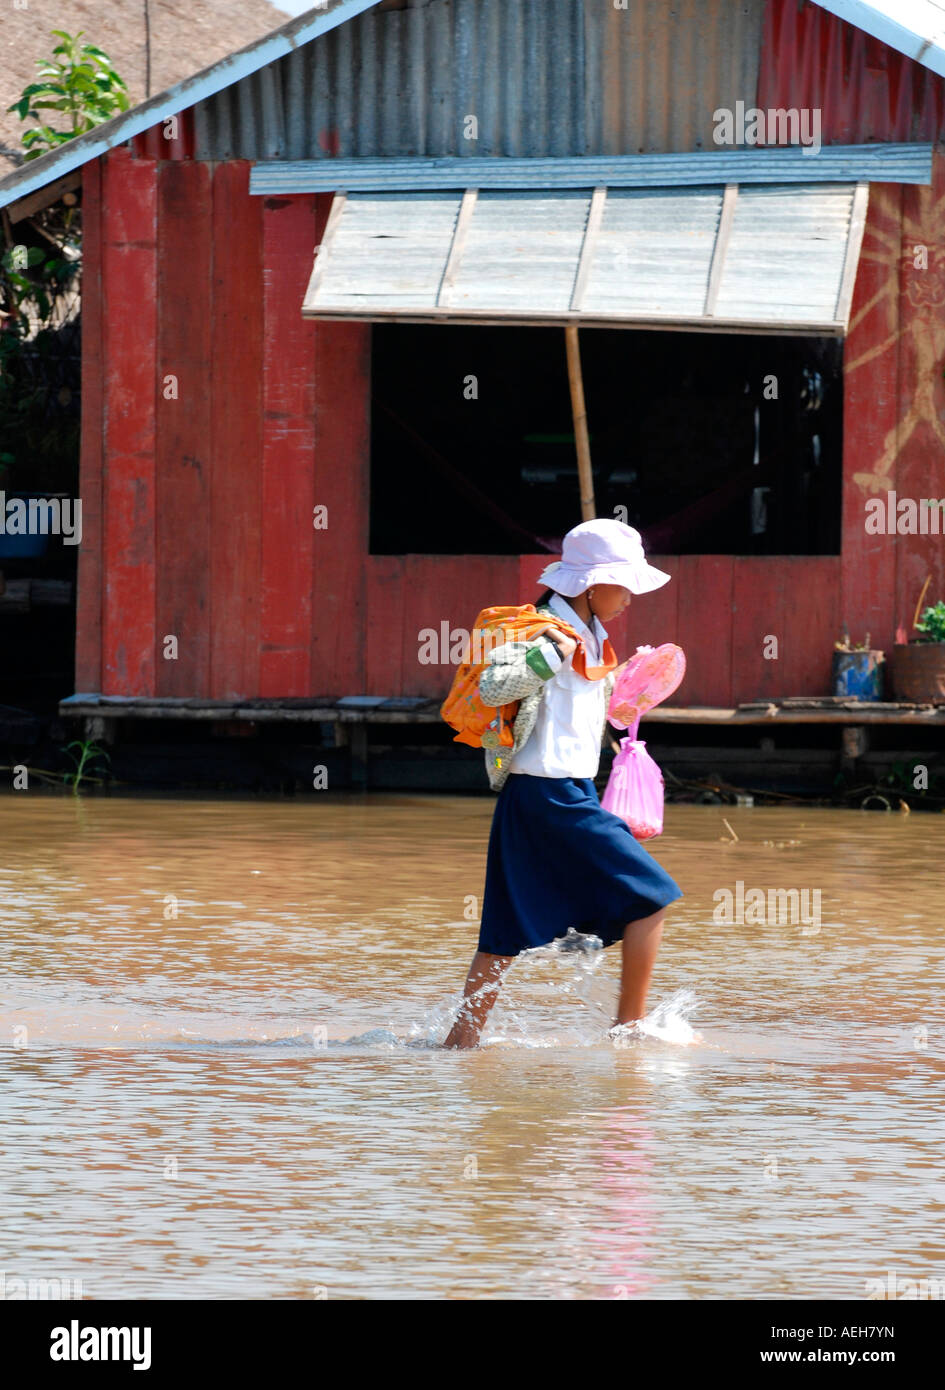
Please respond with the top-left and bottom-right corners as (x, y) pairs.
(444, 519), (683, 1050)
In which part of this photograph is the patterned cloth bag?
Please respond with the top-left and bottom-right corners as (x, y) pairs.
(440, 604), (616, 749)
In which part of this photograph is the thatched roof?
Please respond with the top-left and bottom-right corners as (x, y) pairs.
(0, 0), (290, 178)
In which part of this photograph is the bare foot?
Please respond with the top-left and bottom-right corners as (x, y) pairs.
(609, 1020), (704, 1046)
(608, 1021), (644, 1047)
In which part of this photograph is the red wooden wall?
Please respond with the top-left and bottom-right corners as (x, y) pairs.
(761, 0), (945, 144)
(760, 0), (945, 692)
(77, 139), (944, 708)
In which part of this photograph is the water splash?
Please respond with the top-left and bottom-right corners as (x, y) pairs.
(615, 989), (704, 1047)
(337, 1027), (441, 1050)
(402, 932), (705, 1050)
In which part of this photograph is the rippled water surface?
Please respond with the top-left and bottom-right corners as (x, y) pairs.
(1, 793), (942, 1299)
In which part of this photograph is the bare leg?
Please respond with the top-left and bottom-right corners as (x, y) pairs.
(443, 950), (514, 1049)
(614, 906), (667, 1026)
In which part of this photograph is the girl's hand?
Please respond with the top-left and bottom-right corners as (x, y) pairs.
(537, 623), (577, 658)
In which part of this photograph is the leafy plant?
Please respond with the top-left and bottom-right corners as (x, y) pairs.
(0, 31), (104, 493)
(1, 241), (80, 326)
(914, 601), (945, 644)
(62, 739), (111, 794)
(6, 30), (129, 162)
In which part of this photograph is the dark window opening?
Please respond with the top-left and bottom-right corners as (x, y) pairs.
(370, 324), (843, 556)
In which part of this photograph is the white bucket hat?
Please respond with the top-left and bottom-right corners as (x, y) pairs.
(537, 519), (671, 597)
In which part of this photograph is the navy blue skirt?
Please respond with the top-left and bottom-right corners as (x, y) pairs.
(477, 773), (684, 957)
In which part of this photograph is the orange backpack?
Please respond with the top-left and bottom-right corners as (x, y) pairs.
(440, 604), (616, 749)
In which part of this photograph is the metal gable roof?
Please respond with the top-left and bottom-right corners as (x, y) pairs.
(0, 0), (386, 213)
(2, 0), (945, 216)
(812, 0), (945, 77)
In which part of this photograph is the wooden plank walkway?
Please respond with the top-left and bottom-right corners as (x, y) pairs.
(53, 694), (945, 793)
(655, 699), (945, 726)
(60, 694), (945, 727)
(59, 694), (444, 724)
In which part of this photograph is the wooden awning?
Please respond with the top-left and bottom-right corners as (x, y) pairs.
(301, 182), (869, 336)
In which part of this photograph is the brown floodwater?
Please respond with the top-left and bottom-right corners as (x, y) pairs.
(1, 792), (942, 1300)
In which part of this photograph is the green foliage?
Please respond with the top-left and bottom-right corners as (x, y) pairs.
(62, 739), (111, 794)
(0, 30), (105, 492)
(0, 240), (80, 332)
(6, 30), (129, 161)
(914, 600), (945, 644)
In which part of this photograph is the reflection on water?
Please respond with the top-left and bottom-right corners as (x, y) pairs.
(1, 793), (942, 1299)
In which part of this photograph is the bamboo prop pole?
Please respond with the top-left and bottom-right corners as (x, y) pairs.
(565, 325), (596, 521)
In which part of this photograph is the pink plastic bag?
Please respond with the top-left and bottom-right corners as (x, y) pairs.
(601, 643), (686, 838)
(608, 644), (686, 730)
(601, 717), (665, 840)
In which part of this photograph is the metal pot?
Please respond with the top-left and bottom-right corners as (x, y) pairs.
(889, 642), (945, 702)
(831, 649), (884, 700)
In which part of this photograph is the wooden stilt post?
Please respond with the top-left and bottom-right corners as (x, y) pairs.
(565, 325), (596, 521)
(349, 722), (369, 789)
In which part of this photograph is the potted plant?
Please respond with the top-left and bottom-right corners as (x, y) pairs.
(889, 576), (945, 702)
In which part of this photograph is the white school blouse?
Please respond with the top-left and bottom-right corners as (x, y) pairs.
(507, 592), (610, 780)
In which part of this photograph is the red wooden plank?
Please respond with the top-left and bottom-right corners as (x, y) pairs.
(209, 162), (263, 699)
(155, 160), (212, 697)
(893, 156), (945, 641)
(401, 556), (518, 698)
(259, 196), (318, 696)
(310, 317), (370, 692)
(311, 192), (370, 693)
(403, 555), (457, 699)
(518, 553), (553, 603)
(365, 556), (406, 695)
(461, 556), (520, 620)
(841, 182), (903, 656)
(729, 558), (789, 705)
(621, 553), (680, 671)
(781, 557), (842, 697)
(101, 150), (157, 696)
(75, 156), (104, 693)
(679, 555), (735, 706)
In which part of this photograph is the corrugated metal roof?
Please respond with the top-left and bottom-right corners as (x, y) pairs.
(249, 144), (934, 192)
(588, 0), (765, 156)
(195, 0), (589, 160)
(2, 0), (942, 216)
(0, 0), (386, 211)
(193, 0), (767, 161)
(300, 182), (869, 335)
(812, 1), (945, 77)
